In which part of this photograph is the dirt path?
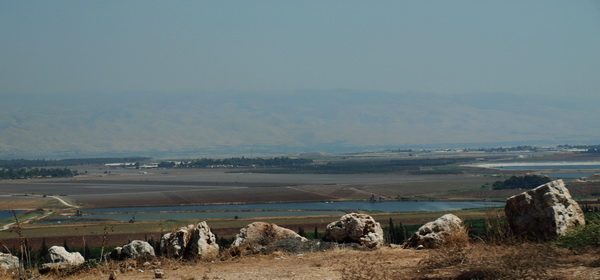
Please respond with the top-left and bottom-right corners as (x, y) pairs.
(0, 210), (55, 231)
(49, 195), (79, 208)
(0, 196), (77, 231)
(0, 222), (15, 231)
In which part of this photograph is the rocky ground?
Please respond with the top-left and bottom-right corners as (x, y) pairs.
(7, 244), (598, 280)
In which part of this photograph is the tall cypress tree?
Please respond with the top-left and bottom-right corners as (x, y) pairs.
(298, 226), (306, 237)
(40, 238), (49, 257)
(386, 218), (407, 244)
(63, 239), (70, 252)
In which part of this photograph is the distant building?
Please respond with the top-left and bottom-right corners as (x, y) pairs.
(139, 163), (158, 168)
(104, 162), (136, 168)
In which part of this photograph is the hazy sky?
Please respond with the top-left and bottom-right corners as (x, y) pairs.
(1, 1), (599, 97)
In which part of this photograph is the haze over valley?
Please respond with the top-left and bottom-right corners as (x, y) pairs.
(2, 91), (598, 158)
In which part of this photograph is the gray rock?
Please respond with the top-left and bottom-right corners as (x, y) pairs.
(404, 214), (466, 249)
(40, 246), (84, 273)
(160, 231), (185, 258)
(324, 213), (384, 248)
(232, 222), (307, 249)
(154, 268), (164, 278)
(120, 240), (155, 259)
(505, 179), (585, 241)
(160, 221), (219, 260)
(0, 252), (19, 270)
(43, 246), (85, 265)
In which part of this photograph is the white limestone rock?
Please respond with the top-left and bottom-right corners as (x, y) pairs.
(120, 240), (155, 259)
(404, 214), (466, 249)
(505, 179), (585, 241)
(160, 221), (219, 260)
(324, 213), (384, 248)
(41, 246), (85, 273)
(232, 222), (307, 249)
(0, 252), (19, 270)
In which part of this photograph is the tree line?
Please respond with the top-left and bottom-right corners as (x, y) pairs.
(0, 167), (76, 180)
(558, 144), (600, 153)
(181, 157), (313, 168)
(463, 146), (539, 153)
(0, 157), (150, 169)
(490, 175), (551, 190)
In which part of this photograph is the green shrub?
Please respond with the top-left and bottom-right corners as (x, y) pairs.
(555, 213), (600, 251)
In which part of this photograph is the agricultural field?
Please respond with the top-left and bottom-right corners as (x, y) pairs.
(0, 167), (501, 208)
(1, 150), (599, 250)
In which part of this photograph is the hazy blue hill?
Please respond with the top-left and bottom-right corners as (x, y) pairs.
(1, 91), (598, 158)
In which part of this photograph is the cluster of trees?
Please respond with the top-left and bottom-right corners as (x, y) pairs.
(463, 146), (539, 153)
(491, 175), (551, 190)
(0, 167), (76, 179)
(558, 144), (600, 153)
(389, 148), (428, 153)
(296, 226), (322, 240)
(384, 218), (408, 245)
(0, 157), (150, 169)
(582, 145), (600, 153)
(183, 157), (313, 168)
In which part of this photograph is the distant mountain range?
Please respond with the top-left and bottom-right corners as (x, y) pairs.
(1, 91), (598, 158)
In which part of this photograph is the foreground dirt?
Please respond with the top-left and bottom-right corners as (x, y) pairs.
(22, 246), (600, 280)
(30, 248), (425, 280)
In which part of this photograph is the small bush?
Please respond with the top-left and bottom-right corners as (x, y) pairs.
(420, 245), (469, 269)
(555, 213), (600, 251)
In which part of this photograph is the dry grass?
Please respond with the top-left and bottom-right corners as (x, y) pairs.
(0, 200), (48, 211)
(418, 243), (573, 280)
(2, 243), (598, 280)
(337, 250), (418, 280)
(413, 213), (581, 280)
(37, 257), (186, 280)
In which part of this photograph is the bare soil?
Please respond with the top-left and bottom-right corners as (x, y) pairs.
(0, 169), (497, 208)
(21, 245), (600, 280)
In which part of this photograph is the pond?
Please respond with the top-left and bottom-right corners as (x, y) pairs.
(473, 161), (600, 170)
(500, 165), (600, 170)
(0, 210), (24, 221)
(39, 210), (348, 224)
(542, 172), (597, 179)
(37, 201), (504, 224)
(82, 200), (503, 214)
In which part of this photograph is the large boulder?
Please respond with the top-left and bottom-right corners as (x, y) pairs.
(324, 213), (384, 248)
(160, 221), (219, 260)
(505, 179), (585, 241)
(0, 252), (19, 270)
(118, 240), (155, 260)
(404, 214), (466, 249)
(40, 246), (84, 273)
(232, 222), (307, 249)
